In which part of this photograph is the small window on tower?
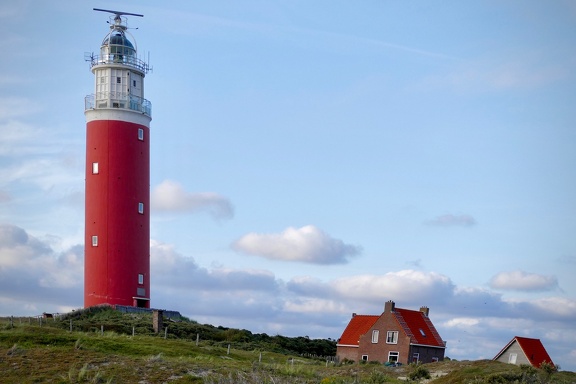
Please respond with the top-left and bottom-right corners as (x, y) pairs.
(138, 128), (144, 141)
(116, 77), (121, 83)
(138, 202), (144, 214)
(92, 235), (98, 247)
(133, 80), (136, 87)
(138, 274), (144, 285)
(92, 162), (99, 174)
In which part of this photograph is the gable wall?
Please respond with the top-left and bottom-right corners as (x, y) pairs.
(495, 341), (531, 366)
(358, 311), (411, 364)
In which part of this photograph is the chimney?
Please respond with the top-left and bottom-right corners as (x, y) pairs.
(352, 313), (357, 318)
(384, 300), (395, 313)
(420, 306), (430, 317)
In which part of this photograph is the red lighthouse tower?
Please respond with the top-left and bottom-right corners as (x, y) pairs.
(84, 9), (151, 308)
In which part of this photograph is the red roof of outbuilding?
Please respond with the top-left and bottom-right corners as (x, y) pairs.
(394, 308), (445, 348)
(494, 336), (554, 367)
(337, 315), (378, 346)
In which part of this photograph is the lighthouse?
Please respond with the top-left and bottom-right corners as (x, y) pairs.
(84, 9), (151, 308)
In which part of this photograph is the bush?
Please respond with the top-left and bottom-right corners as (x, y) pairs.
(367, 370), (390, 383)
(408, 364), (431, 381)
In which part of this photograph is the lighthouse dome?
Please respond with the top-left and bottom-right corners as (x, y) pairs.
(101, 30), (136, 58)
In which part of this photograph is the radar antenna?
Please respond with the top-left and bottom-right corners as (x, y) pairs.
(93, 8), (144, 19)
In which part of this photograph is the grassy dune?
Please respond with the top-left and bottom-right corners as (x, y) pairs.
(0, 310), (574, 383)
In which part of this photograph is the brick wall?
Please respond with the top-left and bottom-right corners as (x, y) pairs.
(336, 345), (359, 362)
(358, 311), (411, 364)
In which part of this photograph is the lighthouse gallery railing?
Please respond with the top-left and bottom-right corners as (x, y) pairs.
(85, 93), (152, 117)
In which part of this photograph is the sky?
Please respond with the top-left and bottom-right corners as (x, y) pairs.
(1, 0), (575, 371)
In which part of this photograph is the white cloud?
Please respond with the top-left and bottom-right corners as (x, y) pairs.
(490, 270), (558, 291)
(425, 214), (476, 227)
(331, 270), (454, 303)
(527, 297), (576, 318)
(150, 239), (278, 292)
(283, 298), (349, 315)
(232, 225), (361, 264)
(151, 180), (234, 220)
(420, 57), (571, 93)
(444, 317), (480, 328)
(0, 224), (83, 313)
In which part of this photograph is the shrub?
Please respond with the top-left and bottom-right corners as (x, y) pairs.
(408, 364), (431, 381)
(367, 370), (390, 383)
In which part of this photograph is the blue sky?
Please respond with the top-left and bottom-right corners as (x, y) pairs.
(1, 0), (575, 371)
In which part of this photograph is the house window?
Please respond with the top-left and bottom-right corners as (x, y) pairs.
(138, 128), (144, 141)
(386, 331), (398, 344)
(419, 329), (426, 337)
(92, 162), (99, 174)
(91, 235), (98, 246)
(508, 353), (517, 364)
(412, 353), (419, 363)
(133, 80), (136, 87)
(138, 202), (144, 214)
(431, 357), (439, 362)
(361, 355), (368, 362)
(138, 274), (144, 285)
(116, 77), (121, 83)
(371, 330), (379, 343)
(388, 351), (399, 363)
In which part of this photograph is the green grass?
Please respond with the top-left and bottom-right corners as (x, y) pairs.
(0, 312), (574, 383)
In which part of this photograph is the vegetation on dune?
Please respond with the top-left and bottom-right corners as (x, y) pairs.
(50, 306), (337, 357)
(0, 309), (574, 383)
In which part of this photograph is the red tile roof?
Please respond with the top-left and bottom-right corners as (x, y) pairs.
(494, 336), (554, 367)
(394, 308), (445, 348)
(337, 315), (378, 346)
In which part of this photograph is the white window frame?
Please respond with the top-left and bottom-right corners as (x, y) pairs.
(388, 351), (399, 363)
(138, 202), (144, 214)
(92, 162), (99, 174)
(412, 353), (420, 363)
(91, 235), (98, 247)
(386, 331), (399, 344)
(371, 330), (379, 343)
(431, 357), (439, 362)
(361, 355), (368, 362)
(138, 274), (144, 285)
(508, 353), (517, 364)
(138, 128), (144, 141)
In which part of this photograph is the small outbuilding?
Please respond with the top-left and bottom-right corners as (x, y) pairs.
(493, 336), (554, 368)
